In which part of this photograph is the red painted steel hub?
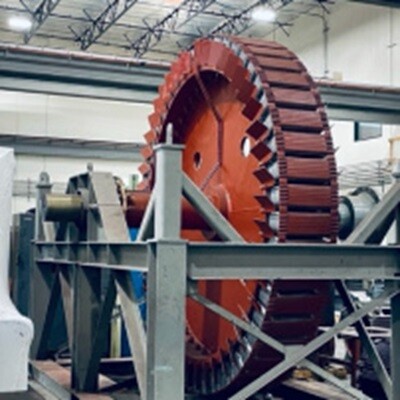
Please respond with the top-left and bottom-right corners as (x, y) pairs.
(127, 36), (338, 397)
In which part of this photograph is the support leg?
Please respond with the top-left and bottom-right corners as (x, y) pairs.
(146, 127), (186, 400)
(391, 292), (400, 400)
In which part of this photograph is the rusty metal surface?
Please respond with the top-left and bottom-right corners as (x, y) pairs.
(134, 36), (338, 397)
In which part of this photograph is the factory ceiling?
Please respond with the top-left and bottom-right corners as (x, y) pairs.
(0, 0), (338, 61)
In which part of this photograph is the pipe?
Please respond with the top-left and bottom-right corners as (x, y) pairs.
(44, 193), (86, 223)
(0, 42), (170, 69)
(338, 187), (380, 240)
(125, 190), (223, 231)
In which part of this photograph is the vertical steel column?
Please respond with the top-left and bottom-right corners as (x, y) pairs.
(146, 126), (187, 400)
(391, 167), (400, 400)
(71, 266), (102, 392)
(391, 292), (400, 400)
(31, 172), (59, 359)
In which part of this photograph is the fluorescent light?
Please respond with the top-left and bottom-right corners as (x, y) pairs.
(251, 6), (277, 23)
(8, 16), (32, 32)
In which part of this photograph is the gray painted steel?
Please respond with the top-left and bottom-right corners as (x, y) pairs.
(0, 47), (166, 103)
(187, 243), (400, 280)
(35, 241), (400, 280)
(32, 144), (400, 399)
(0, 134), (143, 161)
(231, 286), (397, 400)
(1, 47), (400, 124)
(147, 138), (186, 400)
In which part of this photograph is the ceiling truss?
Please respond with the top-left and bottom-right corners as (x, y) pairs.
(20, 0), (62, 43)
(0, 0), (336, 61)
(72, 0), (141, 50)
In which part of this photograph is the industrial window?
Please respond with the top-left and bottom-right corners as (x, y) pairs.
(354, 122), (382, 142)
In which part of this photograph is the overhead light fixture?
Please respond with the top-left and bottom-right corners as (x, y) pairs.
(251, 6), (277, 23)
(8, 15), (32, 32)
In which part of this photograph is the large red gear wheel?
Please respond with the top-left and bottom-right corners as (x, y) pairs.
(135, 36), (338, 397)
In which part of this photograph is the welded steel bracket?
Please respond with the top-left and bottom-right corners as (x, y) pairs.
(32, 140), (400, 400)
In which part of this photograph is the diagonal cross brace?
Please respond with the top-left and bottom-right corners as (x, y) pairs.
(230, 286), (397, 400)
(20, 0), (62, 44)
(75, 0), (140, 50)
(336, 181), (400, 399)
(190, 291), (371, 400)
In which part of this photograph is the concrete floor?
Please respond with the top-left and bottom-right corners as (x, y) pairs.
(0, 388), (43, 400)
(0, 382), (57, 400)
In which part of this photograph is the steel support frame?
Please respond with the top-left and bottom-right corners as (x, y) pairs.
(3, 43), (400, 124)
(127, 0), (217, 57)
(74, 0), (140, 50)
(32, 140), (400, 400)
(20, 0), (62, 43)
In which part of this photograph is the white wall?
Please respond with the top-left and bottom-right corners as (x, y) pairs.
(270, 2), (400, 85)
(266, 2), (400, 170)
(0, 89), (152, 213)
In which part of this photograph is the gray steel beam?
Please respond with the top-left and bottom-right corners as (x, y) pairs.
(187, 243), (400, 280)
(318, 83), (400, 124)
(147, 135), (186, 400)
(0, 134), (142, 161)
(71, 266), (102, 392)
(392, 292), (400, 400)
(336, 180), (400, 399)
(1, 45), (400, 124)
(336, 280), (392, 399)
(350, 0), (400, 7)
(89, 172), (147, 398)
(0, 45), (166, 103)
(189, 291), (369, 399)
(182, 175), (243, 242)
(230, 286), (397, 400)
(36, 242), (148, 271)
(36, 241), (400, 280)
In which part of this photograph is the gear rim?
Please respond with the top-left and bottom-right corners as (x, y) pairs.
(138, 36), (338, 397)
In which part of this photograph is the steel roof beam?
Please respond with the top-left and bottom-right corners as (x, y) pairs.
(0, 134), (143, 161)
(127, 0), (218, 58)
(350, 0), (400, 7)
(73, 0), (140, 51)
(20, 0), (62, 44)
(0, 44), (167, 103)
(2, 45), (400, 124)
(209, 0), (294, 36)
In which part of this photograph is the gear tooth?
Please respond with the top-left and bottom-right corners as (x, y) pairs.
(207, 41), (230, 70)
(251, 141), (271, 161)
(140, 145), (154, 160)
(180, 51), (193, 76)
(242, 97), (262, 120)
(164, 71), (175, 90)
(247, 120), (268, 139)
(254, 219), (274, 238)
(236, 79), (256, 103)
(153, 97), (166, 115)
(216, 52), (241, 80)
(230, 65), (249, 89)
(253, 167), (274, 184)
(148, 112), (162, 130)
(194, 39), (213, 66)
(138, 162), (151, 176)
(144, 130), (157, 145)
(136, 181), (149, 191)
(254, 195), (273, 210)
